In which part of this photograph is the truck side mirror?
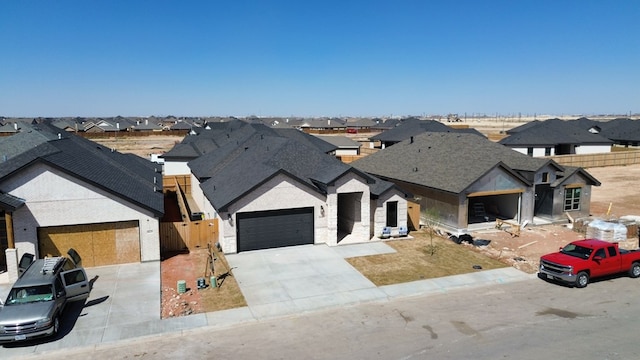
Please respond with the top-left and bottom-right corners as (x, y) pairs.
(593, 256), (603, 262)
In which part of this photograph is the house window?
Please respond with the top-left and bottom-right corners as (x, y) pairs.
(545, 147), (551, 156)
(386, 201), (398, 227)
(541, 172), (549, 183)
(564, 188), (581, 211)
(527, 147), (533, 156)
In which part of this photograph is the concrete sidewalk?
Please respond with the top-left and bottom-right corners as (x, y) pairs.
(0, 243), (534, 357)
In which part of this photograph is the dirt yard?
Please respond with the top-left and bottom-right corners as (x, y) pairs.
(469, 164), (640, 274)
(160, 247), (246, 319)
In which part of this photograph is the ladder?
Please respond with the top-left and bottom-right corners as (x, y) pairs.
(41, 257), (63, 274)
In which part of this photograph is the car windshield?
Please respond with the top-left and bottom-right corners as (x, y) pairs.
(560, 244), (593, 259)
(5, 285), (54, 305)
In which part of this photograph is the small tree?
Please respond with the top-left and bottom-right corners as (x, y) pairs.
(422, 207), (441, 256)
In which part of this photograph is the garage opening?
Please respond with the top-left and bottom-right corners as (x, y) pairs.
(468, 193), (520, 225)
(236, 207), (314, 252)
(38, 221), (140, 267)
(337, 192), (362, 242)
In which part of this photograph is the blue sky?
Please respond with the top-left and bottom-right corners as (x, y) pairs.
(1, 1), (638, 117)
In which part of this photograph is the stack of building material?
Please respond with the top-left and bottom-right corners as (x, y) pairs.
(586, 219), (628, 242)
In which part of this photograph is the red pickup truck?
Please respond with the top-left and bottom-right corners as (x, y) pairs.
(539, 239), (640, 288)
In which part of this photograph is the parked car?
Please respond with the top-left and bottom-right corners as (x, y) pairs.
(539, 239), (640, 288)
(0, 249), (90, 344)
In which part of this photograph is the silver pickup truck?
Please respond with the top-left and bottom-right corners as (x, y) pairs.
(0, 249), (90, 343)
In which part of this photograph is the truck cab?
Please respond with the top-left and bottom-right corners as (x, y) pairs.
(0, 250), (90, 344)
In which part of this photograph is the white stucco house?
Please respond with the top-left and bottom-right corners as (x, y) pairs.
(0, 124), (164, 282)
(164, 120), (410, 254)
(499, 118), (613, 157)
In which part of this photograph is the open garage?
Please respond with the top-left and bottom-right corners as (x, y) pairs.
(236, 207), (314, 252)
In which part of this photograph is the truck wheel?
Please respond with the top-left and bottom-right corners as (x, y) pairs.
(52, 316), (60, 336)
(630, 263), (640, 278)
(576, 272), (589, 288)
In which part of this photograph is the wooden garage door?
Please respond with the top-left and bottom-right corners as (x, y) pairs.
(38, 221), (140, 267)
(237, 207), (314, 252)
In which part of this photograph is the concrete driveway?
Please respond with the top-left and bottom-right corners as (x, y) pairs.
(225, 243), (397, 319)
(0, 262), (161, 356)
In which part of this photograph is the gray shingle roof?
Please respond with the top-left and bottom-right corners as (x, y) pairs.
(0, 192), (25, 211)
(191, 134), (361, 211)
(369, 118), (482, 143)
(163, 120), (337, 160)
(500, 118), (613, 146)
(0, 124), (164, 216)
(351, 132), (552, 194)
(315, 135), (361, 148)
(595, 118), (640, 142)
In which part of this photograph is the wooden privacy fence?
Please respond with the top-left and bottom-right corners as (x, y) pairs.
(160, 174), (219, 253)
(160, 219), (218, 253)
(548, 150), (640, 168)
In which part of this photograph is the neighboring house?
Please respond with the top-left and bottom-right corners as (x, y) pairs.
(315, 135), (362, 156)
(351, 132), (600, 234)
(133, 119), (164, 132)
(369, 117), (485, 149)
(299, 118), (347, 133)
(169, 120), (194, 131)
(344, 118), (378, 133)
(571, 117), (640, 148)
(162, 119), (410, 254)
(370, 118), (401, 133)
(0, 124), (163, 281)
(499, 118), (613, 156)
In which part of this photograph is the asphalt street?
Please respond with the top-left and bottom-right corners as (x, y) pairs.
(9, 273), (640, 360)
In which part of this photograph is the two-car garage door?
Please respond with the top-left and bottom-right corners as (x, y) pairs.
(38, 221), (140, 267)
(237, 207), (314, 252)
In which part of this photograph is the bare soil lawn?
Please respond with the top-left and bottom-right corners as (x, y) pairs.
(161, 247), (246, 319)
(345, 231), (508, 286)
